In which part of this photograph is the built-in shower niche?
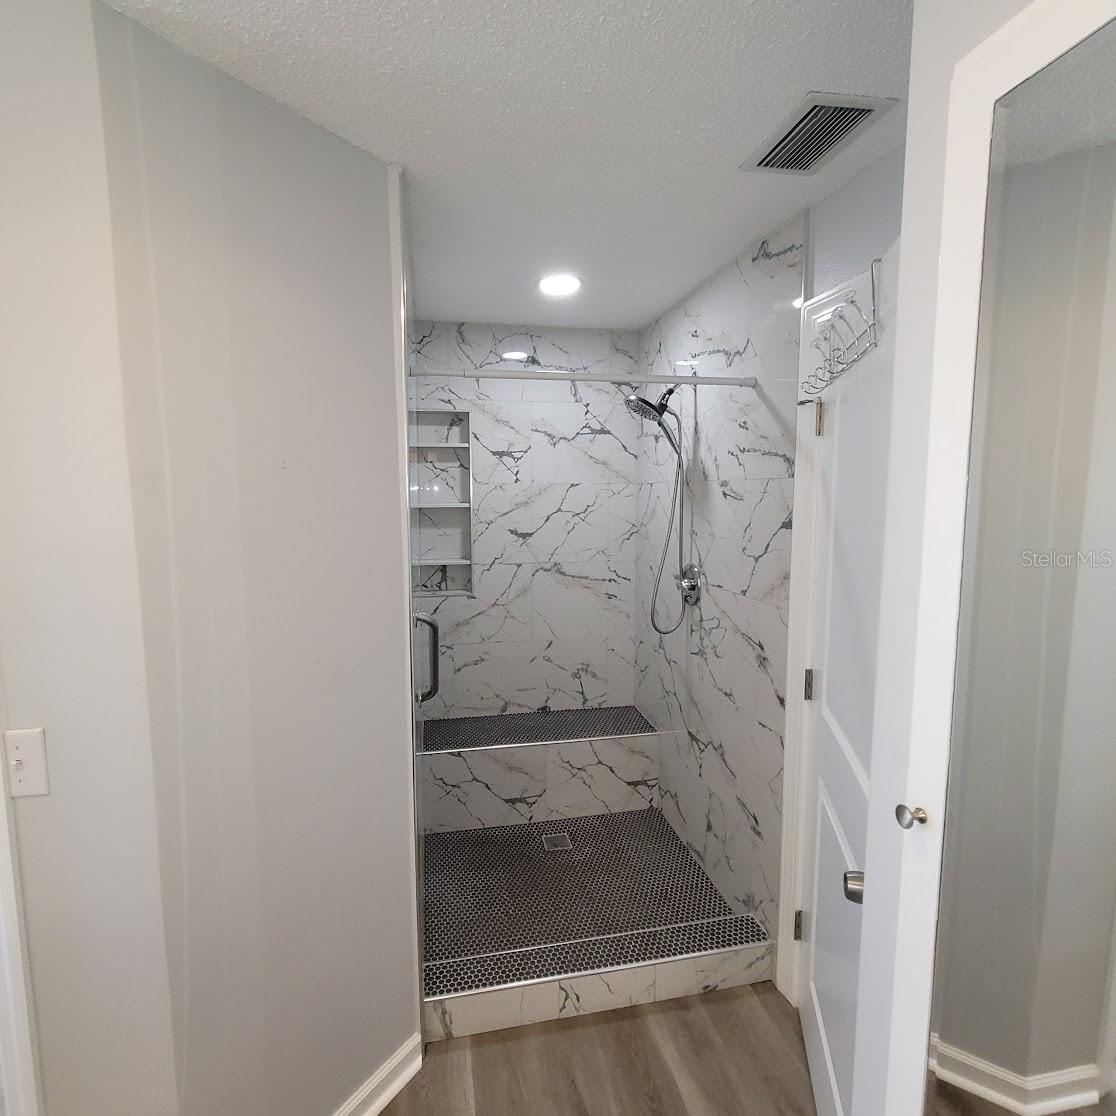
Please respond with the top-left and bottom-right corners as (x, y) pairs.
(409, 409), (473, 596)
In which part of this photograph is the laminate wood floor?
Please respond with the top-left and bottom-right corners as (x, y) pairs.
(388, 984), (1116, 1115)
(386, 982), (817, 1116)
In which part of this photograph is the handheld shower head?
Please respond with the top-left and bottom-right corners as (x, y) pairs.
(623, 384), (697, 633)
(625, 385), (677, 421)
(626, 388), (681, 456)
(624, 393), (663, 421)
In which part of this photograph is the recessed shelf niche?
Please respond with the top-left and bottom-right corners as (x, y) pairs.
(409, 409), (473, 597)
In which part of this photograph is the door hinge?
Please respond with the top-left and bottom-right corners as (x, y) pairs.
(793, 909), (805, 942)
(804, 668), (815, 700)
(815, 400), (826, 436)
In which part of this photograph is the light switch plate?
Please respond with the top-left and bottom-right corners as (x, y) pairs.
(4, 728), (50, 797)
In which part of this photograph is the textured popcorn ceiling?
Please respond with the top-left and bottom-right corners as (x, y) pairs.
(998, 18), (1116, 169)
(107, 0), (912, 328)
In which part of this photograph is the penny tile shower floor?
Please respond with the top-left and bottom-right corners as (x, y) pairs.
(422, 807), (767, 998)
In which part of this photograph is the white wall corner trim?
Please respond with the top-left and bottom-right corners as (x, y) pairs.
(928, 1035), (1100, 1116)
(331, 1033), (422, 1116)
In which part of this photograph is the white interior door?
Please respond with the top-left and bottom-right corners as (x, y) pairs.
(786, 255), (897, 1116)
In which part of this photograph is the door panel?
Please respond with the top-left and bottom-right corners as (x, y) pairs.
(795, 252), (897, 1116)
(812, 788), (861, 1115)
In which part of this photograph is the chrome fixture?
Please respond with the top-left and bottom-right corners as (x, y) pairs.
(895, 803), (928, 829)
(843, 870), (865, 904)
(413, 612), (440, 704)
(624, 387), (701, 634)
(799, 258), (881, 399)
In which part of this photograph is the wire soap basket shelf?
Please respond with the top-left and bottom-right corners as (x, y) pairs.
(800, 258), (881, 398)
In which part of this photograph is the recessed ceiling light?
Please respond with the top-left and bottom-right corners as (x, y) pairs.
(502, 350), (529, 361)
(538, 273), (581, 298)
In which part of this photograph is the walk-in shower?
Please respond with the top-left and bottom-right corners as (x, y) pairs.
(624, 386), (701, 635)
(408, 357), (772, 1035)
(406, 242), (799, 1039)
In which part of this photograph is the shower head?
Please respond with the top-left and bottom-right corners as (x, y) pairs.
(625, 393), (664, 421)
(626, 388), (680, 457)
(625, 385), (677, 422)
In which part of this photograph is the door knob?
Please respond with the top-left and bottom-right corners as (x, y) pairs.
(843, 871), (865, 904)
(895, 804), (928, 829)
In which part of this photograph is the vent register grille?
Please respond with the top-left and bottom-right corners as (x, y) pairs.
(745, 93), (896, 175)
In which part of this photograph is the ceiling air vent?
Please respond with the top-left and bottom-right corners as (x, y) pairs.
(744, 93), (898, 175)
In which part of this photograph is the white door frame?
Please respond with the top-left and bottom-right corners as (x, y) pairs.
(852, 2), (1116, 1113)
(0, 706), (44, 1115)
(775, 334), (822, 1006)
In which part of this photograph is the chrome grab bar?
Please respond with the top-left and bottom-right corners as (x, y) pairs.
(413, 612), (440, 704)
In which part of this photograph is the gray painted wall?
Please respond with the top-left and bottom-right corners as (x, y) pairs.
(92, 9), (420, 1114)
(934, 141), (1116, 1077)
(808, 146), (905, 298)
(0, 2), (180, 1112)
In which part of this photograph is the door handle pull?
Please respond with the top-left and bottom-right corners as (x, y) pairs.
(843, 870), (865, 904)
(413, 612), (440, 704)
(895, 804), (928, 829)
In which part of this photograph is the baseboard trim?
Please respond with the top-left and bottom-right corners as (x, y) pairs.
(929, 1034), (1100, 1116)
(332, 1032), (422, 1116)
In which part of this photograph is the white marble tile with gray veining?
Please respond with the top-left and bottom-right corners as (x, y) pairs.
(526, 483), (638, 563)
(540, 736), (663, 820)
(555, 967), (657, 1017)
(424, 561), (534, 645)
(422, 982), (556, 1040)
(411, 506), (470, 563)
(439, 635), (634, 717)
(450, 322), (611, 375)
(411, 374), (524, 406)
(412, 407), (470, 445)
(689, 478), (793, 613)
(420, 734), (665, 831)
(412, 447), (469, 504)
(421, 748), (546, 832)
(530, 403), (641, 484)
(473, 483), (636, 566)
(422, 943), (772, 1041)
(531, 558), (634, 641)
(631, 218), (801, 938)
(653, 943), (774, 1001)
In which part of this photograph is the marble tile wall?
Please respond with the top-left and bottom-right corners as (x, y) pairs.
(633, 217), (803, 933)
(408, 322), (643, 718)
(420, 733), (672, 832)
(423, 941), (774, 1040)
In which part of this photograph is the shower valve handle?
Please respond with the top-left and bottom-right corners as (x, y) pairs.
(678, 563), (702, 606)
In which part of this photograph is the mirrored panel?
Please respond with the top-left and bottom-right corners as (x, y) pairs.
(926, 17), (1116, 1116)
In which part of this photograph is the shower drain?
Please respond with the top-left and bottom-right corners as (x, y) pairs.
(542, 833), (572, 852)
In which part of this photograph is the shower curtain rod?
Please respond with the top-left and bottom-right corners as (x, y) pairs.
(411, 367), (758, 388)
